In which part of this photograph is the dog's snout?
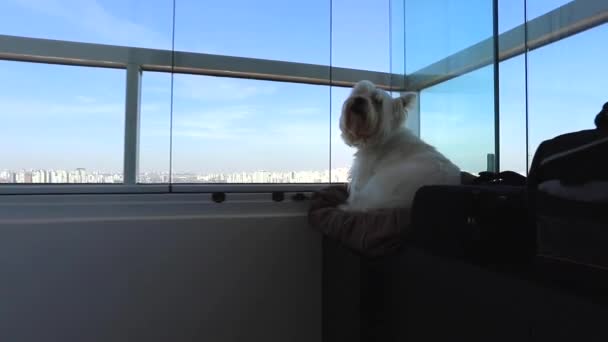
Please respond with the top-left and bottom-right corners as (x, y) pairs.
(351, 96), (367, 114)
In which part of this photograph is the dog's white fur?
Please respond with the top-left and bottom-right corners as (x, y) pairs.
(339, 80), (460, 211)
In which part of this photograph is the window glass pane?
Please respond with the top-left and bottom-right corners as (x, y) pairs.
(0, 0), (174, 49)
(0, 61), (124, 184)
(420, 66), (496, 174)
(499, 56), (527, 175)
(332, 0), (391, 72)
(330, 87), (353, 183)
(405, 0), (493, 73)
(498, 0), (526, 174)
(139, 72), (172, 183)
(174, 0), (330, 65)
(170, 76), (330, 183)
(528, 25), (608, 164)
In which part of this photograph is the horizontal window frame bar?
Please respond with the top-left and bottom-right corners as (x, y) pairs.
(0, 34), (405, 90)
(0, 184), (170, 195)
(0, 192), (315, 226)
(0, 183), (342, 195)
(169, 183), (341, 194)
(0, 192), (307, 204)
(406, 0), (608, 90)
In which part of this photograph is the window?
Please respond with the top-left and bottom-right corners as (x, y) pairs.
(419, 66), (496, 174)
(405, 0), (493, 73)
(139, 72), (173, 183)
(2, 0), (603, 191)
(499, 56), (527, 175)
(405, 0), (496, 174)
(169, 76), (331, 183)
(498, 0), (526, 174)
(330, 87), (354, 183)
(527, 25), (608, 165)
(0, 61), (124, 184)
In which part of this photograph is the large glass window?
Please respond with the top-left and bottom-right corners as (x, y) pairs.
(498, 0), (526, 174)
(498, 1), (603, 174)
(1, 0), (604, 189)
(419, 66), (496, 174)
(499, 56), (527, 175)
(169, 76), (331, 183)
(527, 24), (608, 164)
(139, 72), (173, 183)
(405, 0), (496, 174)
(0, 61), (124, 184)
(330, 87), (353, 183)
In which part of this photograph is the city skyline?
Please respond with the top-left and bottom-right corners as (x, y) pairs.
(0, 167), (352, 184)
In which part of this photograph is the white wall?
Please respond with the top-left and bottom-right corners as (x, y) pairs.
(0, 193), (322, 342)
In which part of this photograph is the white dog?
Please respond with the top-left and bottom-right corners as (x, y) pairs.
(339, 80), (460, 211)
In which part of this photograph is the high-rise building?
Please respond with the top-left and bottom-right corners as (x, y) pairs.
(31, 170), (45, 183)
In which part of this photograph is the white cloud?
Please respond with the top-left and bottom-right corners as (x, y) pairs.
(171, 128), (255, 140)
(268, 122), (328, 144)
(141, 75), (279, 102)
(75, 95), (97, 104)
(173, 75), (277, 102)
(283, 107), (326, 116)
(141, 103), (165, 113)
(8, 0), (171, 48)
(163, 104), (330, 145)
(0, 97), (123, 118)
(168, 106), (256, 140)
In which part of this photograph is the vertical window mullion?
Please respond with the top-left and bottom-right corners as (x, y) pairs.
(123, 63), (142, 185)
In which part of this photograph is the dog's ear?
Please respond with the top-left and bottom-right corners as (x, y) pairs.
(395, 93), (416, 111)
(393, 93), (417, 122)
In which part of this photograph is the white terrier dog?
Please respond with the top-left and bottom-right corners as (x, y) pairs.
(339, 80), (460, 211)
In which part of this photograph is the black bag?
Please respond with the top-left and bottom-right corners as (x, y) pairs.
(409, 184), (535, 266)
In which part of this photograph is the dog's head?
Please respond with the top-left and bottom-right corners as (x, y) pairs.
(340, 80), (416, 148)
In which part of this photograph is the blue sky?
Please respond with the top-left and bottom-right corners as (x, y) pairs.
(0, 0), (605, 176)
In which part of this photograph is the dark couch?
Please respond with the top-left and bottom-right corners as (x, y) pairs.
(322, 183), (608, 342)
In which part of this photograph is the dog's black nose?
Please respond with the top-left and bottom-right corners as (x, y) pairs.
(351, 96), (367, 114)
